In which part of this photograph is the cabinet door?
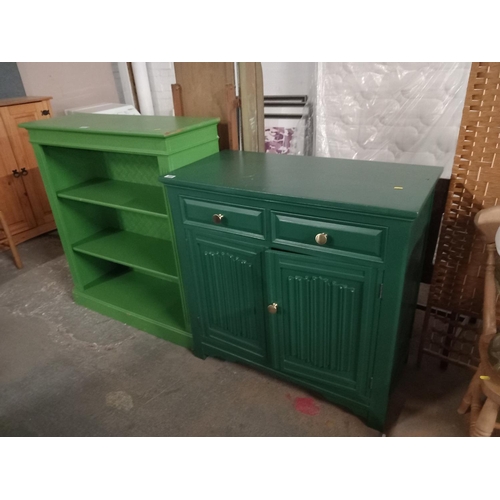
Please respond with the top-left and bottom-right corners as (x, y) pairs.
(187, 230), (270, 365)
(0, 101), (54, 227)
(267, 251), (381, 399)
(0, 116), (37, 235)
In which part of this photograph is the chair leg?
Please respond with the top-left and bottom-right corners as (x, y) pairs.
(458, 369), (480, 414)
(471, 397), (499, 437)
(0, 211), (22, 269)
(469, 380), (484, 435)
(457, 369), (486, 436)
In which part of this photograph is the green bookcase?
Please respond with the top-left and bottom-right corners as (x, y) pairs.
(20, 114), (220, 348)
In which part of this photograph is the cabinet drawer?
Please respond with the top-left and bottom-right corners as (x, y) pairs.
(271, 212), (386, 260)
(180, 196), (265, 238)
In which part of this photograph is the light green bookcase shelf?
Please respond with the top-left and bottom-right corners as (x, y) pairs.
(20, 114), (220, 348)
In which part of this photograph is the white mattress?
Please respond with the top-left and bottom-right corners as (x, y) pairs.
(311, 62), (471, 178)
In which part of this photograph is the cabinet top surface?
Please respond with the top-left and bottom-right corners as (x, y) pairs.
(0, 96), (52, 107)
(161, 151), (442, 219)
(18, 113), (220, 138)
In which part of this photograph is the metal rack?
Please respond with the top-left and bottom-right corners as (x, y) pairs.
(263, 95), (312, 155)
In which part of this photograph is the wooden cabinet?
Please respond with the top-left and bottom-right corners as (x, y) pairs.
(162, 151), (442, 430)
(0, 97), (55, 244)
(21, 113), (220, 348)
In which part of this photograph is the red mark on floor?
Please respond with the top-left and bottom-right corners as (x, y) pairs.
(293, 397), (320, 416)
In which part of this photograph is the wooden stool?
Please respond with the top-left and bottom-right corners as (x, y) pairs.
(474, 378), (500, 437)
(0, 210), (23, 269)
(458, 367), (500, 436)
(458, 206), (500, 436)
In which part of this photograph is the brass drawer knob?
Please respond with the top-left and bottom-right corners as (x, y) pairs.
(212, 213), (225, 224)
(267, 303), (278, 314)
(315, 232), (328, 245)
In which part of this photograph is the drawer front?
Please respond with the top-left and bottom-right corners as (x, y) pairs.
(180, 196), (265, 238)
(271, 212), (386, 260)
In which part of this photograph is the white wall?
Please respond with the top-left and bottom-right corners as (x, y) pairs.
(112, 63), (126, 104)
(17, 62), (120, 116)
(262, 62), (314, 96)
(146, 63), (176, 116)
(111, 62), (176, 116)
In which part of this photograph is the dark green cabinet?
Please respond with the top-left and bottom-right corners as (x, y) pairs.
(162, 151), (442, 430)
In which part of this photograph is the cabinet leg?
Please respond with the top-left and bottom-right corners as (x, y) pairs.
(471, 397), (499, 437)
(0, 210), (23, 269)
(365, 412), (386, 434)
(192, 345), (207, 360)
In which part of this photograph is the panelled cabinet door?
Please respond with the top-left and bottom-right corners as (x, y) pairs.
(0, 101), (54, 226)
(0, 116), (37, 235)
(266, 250), (382, 401)
(187, 230), (270, 365)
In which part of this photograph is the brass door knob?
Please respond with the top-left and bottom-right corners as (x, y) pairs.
(315, 233), (328, 245)
(267, 303), (278, 314)
(212, 214), (225, 224)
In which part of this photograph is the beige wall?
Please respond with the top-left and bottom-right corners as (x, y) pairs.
(17, 62), (120, 116)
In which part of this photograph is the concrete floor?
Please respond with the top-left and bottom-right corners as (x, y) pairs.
(0, 232), (474, 436)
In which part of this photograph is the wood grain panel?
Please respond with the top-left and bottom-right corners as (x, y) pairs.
(1, 99), (54, 226)
(174, 63), (235, 150)
(422, 63), (500, 369)
(0, 114), (36, 235)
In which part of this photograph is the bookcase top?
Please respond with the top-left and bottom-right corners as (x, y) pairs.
(19, 113), (220, 138)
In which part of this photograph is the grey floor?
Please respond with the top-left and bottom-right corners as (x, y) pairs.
(0, 232), (473, 436)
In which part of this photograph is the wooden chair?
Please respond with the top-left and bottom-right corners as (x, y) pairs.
(458, 206), (500, 436)
(0, 210), (23, 269)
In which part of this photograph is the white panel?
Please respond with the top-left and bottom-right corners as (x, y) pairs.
(262, 62), (314, 96)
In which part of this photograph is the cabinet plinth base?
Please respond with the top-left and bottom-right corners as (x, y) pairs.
(12, 221), (57, 245)
(199, 341), (384, 432)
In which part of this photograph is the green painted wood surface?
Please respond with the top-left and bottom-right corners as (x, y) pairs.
(84, 269), (184, 327)
(21, 115), (220, 348)
(181, 196), (265, 238)
(271, 212), (385, 261)
(267, 250), (381, 402)
(73, 229), (178, 282)
(162, 150), (442, 219)
(58, 179), (168, 218)
(74, 269), (190, 347)
(186, 230), (269, 366)
(20, 114), (220, 156)
(19, 113), (219, 138)
(164, 151), (442, 430)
